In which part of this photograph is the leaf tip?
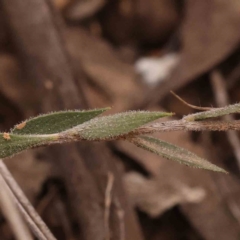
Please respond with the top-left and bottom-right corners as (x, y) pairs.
(151, 111), (174, 119)
(102, 107), (111, 111)
(212, 166), (228, 174)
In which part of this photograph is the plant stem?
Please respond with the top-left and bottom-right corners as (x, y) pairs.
(135, 119), (240, 134)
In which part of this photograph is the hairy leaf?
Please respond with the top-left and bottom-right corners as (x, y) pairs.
(12, 108), (109, 135)
(184, 103), (240, 121)
(73, 111), (173, 140)
(0, 133), (58, 158)
(131, 136), (227, 173)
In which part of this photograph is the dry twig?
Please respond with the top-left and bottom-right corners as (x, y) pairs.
(0, 170), (33, 240)
(0, 160), (56, 240)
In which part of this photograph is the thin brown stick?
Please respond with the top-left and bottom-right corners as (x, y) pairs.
(170, 91), (212, 111)
(211, 70), (240, 169)
(0, 172), (33, 240)
(15, 204), (47, 240)
(0, 160), (56, 240)
(104, 172), (114, 240)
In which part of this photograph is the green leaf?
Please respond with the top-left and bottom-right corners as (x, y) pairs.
(184, 103), (240, 121)
(11, 108), (109, 135)
(73, 111), (173, 140)
(0, 133), (58, 158)
(2, 110), (171, 158)
(131, 136), (227, 173)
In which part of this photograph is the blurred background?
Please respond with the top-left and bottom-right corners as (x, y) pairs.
(0, 0), (240, 239)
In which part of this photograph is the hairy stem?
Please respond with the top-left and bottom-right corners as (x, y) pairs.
(138, 119), (240, 133)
